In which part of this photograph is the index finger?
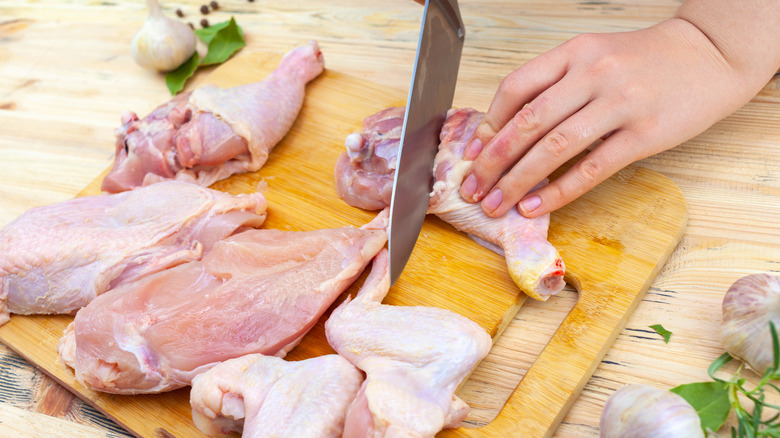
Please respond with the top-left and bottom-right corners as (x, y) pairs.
(463, 48), (570, 162)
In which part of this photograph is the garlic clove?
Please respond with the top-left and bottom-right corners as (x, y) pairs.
(131, 0), (197, 73)
(720, 273), (780, 375)
(600, 384), (704, 438)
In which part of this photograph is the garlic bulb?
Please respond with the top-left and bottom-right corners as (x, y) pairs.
(131, 0), (196, 72)
(721, 273), (780, 375)
(600, 384), (704, 438)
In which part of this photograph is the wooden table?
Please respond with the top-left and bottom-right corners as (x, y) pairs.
(0, 0), (778, 436)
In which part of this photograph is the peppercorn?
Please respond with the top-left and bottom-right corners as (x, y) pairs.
(200, 18), (210, 28)
(210, 1), (219, 9)
(188, 22), (194, 29)
(200, 5), (210, 14)
(175, 8), (184, 17)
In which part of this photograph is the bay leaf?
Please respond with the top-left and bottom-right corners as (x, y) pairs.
(164, 17), (245, 95)
(165, 51), (200, 95)
(199, 17), (245, 66)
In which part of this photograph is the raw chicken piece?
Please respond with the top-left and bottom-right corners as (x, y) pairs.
(334, 107), (565, 300)
(102, 41), (325, 193)
(0, 181), (266, 325)
(325, 249), (491, 438)
(190, 354), (363, 438)
(334, 107), (402, 210)
(58, 211), (388, 394)
(428, 108), (565, 299)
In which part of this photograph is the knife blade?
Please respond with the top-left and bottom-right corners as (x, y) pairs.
(388, 0), (465, 285)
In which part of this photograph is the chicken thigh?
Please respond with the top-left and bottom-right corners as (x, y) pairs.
(102, 41), (325, 192)
(190, 354), (363, 438)
(334, 107), (565, 300)
(325, 249), (492, 437)
(0, 181), (266, 325)
(59, 211), (387, 394)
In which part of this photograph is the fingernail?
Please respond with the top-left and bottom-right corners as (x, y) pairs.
(461, 174), (477, 199)
(463, 138), (483, 161)
(519, 195), (542, 215)
(482, 188), (503, 213)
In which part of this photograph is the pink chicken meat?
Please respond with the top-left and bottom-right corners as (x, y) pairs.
(58, 211), (388, 394)
(102, 41), (325, 193)
(325, 249), (492, 437)
(335, 107), (565, 300)
(190, 354), (363, 438)
(0, 181), (266, 325)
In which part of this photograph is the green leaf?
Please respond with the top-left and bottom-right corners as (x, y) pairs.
(194, 20), (232, 45)
(671, 381), (732, 434)
(649, 324), (672, 343)
(708, 352), (734, 382)
(199, 17), (245, 66)
(771, 321), (779, 372)
(165, 51), (200, 95)
(162, 17), (245, 95)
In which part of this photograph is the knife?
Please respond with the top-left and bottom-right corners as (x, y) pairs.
(388, 0), (465, 285)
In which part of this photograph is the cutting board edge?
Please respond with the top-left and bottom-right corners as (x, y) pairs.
(439, 168), (689, 437)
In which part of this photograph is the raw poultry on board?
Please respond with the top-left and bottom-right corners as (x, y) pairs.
(334, 107), (401, 211)
(58, 210), (388, 394)
(326, 249), (492, 438)
(102, 40), (325, 193)
(190, 354), (363, 438)
(0, 181), (267, 325)
(334, 107), (565, 300)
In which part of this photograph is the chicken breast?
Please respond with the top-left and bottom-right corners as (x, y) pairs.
(0, 181), (267, 325)
(334, 107), (565, 300)
(325, 249), (492, 437)
(58, 210), (387, 394)
(102, 41), (325, 192)
(190, 354), (363, 438)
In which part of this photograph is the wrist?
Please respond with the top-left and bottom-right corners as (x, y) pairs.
(655, 17), (774, 104)
(675, 1), (780, 91)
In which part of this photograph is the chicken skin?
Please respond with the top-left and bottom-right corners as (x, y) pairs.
(334, 107), (565, 300)
(103, 41), (325, 192)
(59, 211), (387, 394)
(325, 249), (491, 437)
(0, 181), (266, 324)
(190, 354), (363, 438)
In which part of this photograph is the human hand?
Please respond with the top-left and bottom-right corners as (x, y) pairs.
(458, 18), (765, 218)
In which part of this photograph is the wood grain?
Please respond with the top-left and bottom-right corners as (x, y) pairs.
(0, 1), (777, 437)
(0, 48), (685, 437)
(0, 404), (125, 438)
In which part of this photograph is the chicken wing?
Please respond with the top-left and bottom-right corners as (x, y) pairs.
(190, 354), (363, 438)
(325, 249), (491, 437)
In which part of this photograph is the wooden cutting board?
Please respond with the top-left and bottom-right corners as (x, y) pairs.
(0, 48), (687, 438)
